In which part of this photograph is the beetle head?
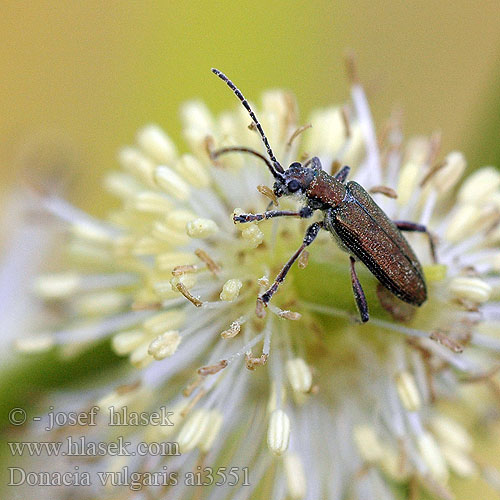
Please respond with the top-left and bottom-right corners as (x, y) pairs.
(273, 160), (320, 198)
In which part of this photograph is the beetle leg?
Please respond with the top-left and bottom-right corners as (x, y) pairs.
(393, 221), (437, 263)
(333, 165), (350, 183)
(259, 221), (323, 307)
(234, 206), (313, 223)
(349, 256), (369, 323)
(303, 156), (323, 170)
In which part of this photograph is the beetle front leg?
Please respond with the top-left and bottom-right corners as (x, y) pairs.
(258, 221), (323, 308)
(234, 206), (313, 223)
(393, 220), (437, 263)
(350, 256), (369, 323)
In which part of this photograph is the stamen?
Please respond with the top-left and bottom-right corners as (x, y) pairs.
(186, 218), (219, 239)
(449, 276), (492, 303)
(199, 410), (224, 453)
(267, 408), (290, 456)
(175, 281), (203, 307)
(429, 330), (464, 353)
(184, 376), (203, 397)
(458, 166), (500, 204)
(119, 147), (155, 186)
(225, 332), (265, 365)
(269, 304), (302, 321)
(220, 317), (246, 339)
(177, 409), (210, 452)
(172, 264), (199, 276)
(143, 310), (186, 335)
(111, 330), (144, 355)
(197, 359), (228, 376)
(340, 106), (351, 138)
(286, 123), (312, 149)
(284, 453), (307, 499)
(148, 330), (181, 360)
(286, 357), (313, 394)
(395, 371), (421, 412)
(34, 273), (80, 299)
(417, 432), (449, 483)
(154, 165), (190, 200)
(194, 248), (221, 275)
(241, 224), (265, 248)
(14, 334), (55, 353)
(245, 353), (268, 370)
(174, 154), (210, 188)
(220, 279), (243, 301)
(257, 184), (279, 206)
(353, 425), (384, 463)
(430, 415), (473, 452)
(180, 389), (207, 418)
(369, 185), (398, 199)
(441, 445), (477, 478)
(136, 124), (177, 164)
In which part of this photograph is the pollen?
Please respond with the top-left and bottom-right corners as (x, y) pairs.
(241, 223), (264, 247)
(219, 279), (243, 301)
(186, 218), (218, 238)
(147, 330), (181, 360)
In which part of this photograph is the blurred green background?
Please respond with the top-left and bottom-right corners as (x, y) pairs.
(1, 1), (499, 213)
(1, 1), (500, 498)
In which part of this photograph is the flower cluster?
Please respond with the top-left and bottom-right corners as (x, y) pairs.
(18, 72), (500, 499)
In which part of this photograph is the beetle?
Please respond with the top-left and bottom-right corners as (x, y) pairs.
(210, 68), (435, 322)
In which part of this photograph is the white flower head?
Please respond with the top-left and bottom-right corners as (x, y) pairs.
(21, 64), (500, 499)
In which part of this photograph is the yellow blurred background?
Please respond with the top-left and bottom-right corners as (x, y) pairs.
(1, 1), (499, 215)
(1, 2), (500, 497)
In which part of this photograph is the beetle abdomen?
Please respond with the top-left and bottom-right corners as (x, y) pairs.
(327, 182), (427, 306)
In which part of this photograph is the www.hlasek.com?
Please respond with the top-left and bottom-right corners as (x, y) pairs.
(8, 466), (250, 490)
(8, 436), (179, 457)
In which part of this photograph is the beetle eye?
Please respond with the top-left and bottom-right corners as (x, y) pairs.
(287, 179), (300, 192)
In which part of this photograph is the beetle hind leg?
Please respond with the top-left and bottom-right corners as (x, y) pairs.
(393, 220), (437, 263)
(350, 256), (369, 323)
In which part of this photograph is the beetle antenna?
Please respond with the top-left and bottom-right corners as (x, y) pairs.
(211, 146), (276, 173)
(211, 68), (285, 178)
